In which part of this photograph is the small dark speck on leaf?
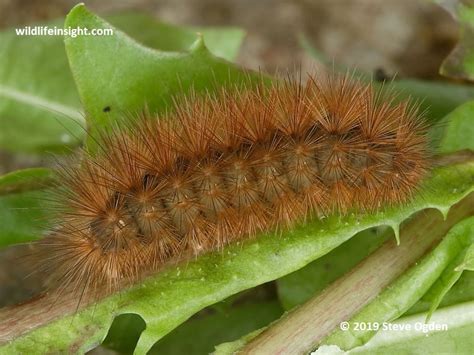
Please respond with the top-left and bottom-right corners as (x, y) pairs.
(374, 67), (390, 82)
(103, 106), (111, 112)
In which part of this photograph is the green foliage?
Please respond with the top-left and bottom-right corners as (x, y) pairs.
(0, 168), (55, 248)
(0, 4), (251, 248)
(148, 302), (282, 355)
(405, 272), (474, 316)
(277, 228), (390, 310)
(64, 5), (258, 147)
(322, 301), (474, 354)
(437, 100), (474, 153)
(215, 214), (474, 353)
(0, 168), (54, 195)
(440, 2), (474, 80)
(2, 161), (472, 353)
(0, 10), (244, 153)
(0, 189), (48, 248)
(277, 225), (474, 320)
(0, 18), (83, 153)
(107, 13), (245, 62)
(322, 216), (474, 349)
(99, 301), (283, 354)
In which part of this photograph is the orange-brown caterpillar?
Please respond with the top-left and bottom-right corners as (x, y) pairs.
(37, 73), (430, 296)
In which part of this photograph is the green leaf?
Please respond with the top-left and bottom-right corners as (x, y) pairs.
(386, 79), (474, 122)
(0, 190), (49, 248)
(440, 2), (474, 81)
(405, 271), (474, 316)
(423, 254), (465, 322)
(107, 13), (245, 62)
(2, 161), (473, 354)
(436, 100), (474, 154)
(410, 218), (474, 322)
(0, 168), (55, 248)
(216, 211), (474, 354)
(64, 4), (258, 145)
(214, 328), (266, 355)
(0, 19), (84, 153)
(277, 225), (474, 318)
(316, 301), (474, 354)
(0, 168), (55, 195)
(0, 11), (245, 153)
(100, 314), (145, 354)
(98, 301), (282, 354)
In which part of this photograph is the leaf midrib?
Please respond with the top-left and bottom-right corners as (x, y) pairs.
(0, 83), (84, 123)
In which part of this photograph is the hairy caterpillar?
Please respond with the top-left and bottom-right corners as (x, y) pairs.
(37, 73), (430, 296)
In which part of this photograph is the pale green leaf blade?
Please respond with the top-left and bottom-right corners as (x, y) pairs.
(96, 301), (282, 354)
(64, 4), (258, 142)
